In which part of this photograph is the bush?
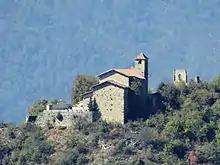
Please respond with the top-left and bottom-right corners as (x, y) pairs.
(164, 140), (188, 158)
(71, 75), (98, 105)
(38, 141), (55, 155)
(28, 99), (46, 116)
(76, 155), (89, 165)
(76, 143), (89, 154)
(59, 150), (79, 165)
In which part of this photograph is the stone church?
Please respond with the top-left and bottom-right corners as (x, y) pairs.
(26, 52), (203, 127)
(81, 53), (149, 124)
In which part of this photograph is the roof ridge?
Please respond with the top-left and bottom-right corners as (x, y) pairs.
(98, 68), (145, 79)
(136, 52), (148, 60)
(92, 79), (128, 89)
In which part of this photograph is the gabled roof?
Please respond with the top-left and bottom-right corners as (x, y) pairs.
(114, 68), (145, 79)
(97, 68), (145, 79)
(93, 80), (128, 89)
(135, 52), (148, 60)
(82, 80), (127, 99)
(82, 90), (93, 99)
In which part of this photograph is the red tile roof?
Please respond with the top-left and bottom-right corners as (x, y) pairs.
(114, 68), (145, 79)
(97, 68), (145, 79)
(97, 53), (147, 79)
(136, 52), (148, 60)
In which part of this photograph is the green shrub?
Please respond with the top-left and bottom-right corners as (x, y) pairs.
(164, 140), (187, 158)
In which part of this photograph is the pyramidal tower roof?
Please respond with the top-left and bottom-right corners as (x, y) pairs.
(135, 52), (148, 60)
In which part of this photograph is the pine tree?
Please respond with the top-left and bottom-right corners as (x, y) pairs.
(88, 98), (99, 112)
(88, 97), (94, 111)
(93, 98), (99, 111)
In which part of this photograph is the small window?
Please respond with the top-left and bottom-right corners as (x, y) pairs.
(178, 74), (182, 80)
(138, 60), (142, 64)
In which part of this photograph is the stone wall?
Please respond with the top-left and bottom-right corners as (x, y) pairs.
(80, 98), (91, 108)
(99, 72), (129, 86)
(36, 108), (93, 128)
(93, 84), (125, 124)
(173, 69), (187, 85)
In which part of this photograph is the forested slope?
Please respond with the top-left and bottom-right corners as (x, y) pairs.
(1, 75), (220, 164)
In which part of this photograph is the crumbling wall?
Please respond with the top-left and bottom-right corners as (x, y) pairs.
(35, 108), (93, 128)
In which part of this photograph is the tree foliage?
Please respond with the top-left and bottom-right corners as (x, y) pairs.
(0, 123), (55, 165)
(3, 74), (220, 165)
(28, 99), (46, 116)
(130, 78), (143, 95)
(71, 75), (98, 105)
(145, 75), (220, 164)
(209, 75), (220, 92)
(88, 98), (99, 112)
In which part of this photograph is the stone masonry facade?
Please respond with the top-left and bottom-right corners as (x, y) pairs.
(83, 83), (128, 124)
(82, 53), (148, 124)
(29, 53), (149, 127)
(35, 108), (94, 128)
(173, 69), (188, 85)
(99, 72), (129, 87)
(28, 52), (202, 127)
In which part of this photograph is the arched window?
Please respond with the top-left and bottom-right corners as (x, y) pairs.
(178, 74), (182, 80)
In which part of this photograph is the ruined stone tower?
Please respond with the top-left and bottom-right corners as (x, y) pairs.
(173, 69), (188, 85)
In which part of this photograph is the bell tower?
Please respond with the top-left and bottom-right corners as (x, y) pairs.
(134, 52), (148, 79)
(134, 52), (149, 96)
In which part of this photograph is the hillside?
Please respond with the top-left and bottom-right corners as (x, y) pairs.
(1, 1), (220, 122)
(1, 75), (220, 165)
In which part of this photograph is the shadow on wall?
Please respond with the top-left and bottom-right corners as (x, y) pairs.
(125, 91), (163, 122)
(148, 92), (164, 114)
